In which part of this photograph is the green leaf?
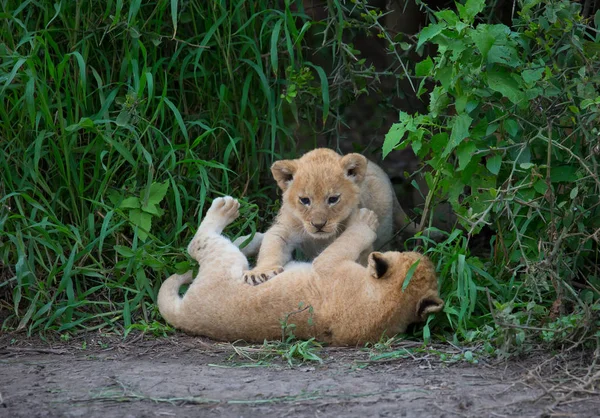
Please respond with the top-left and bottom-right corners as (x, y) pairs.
(534, 180), (548, 195)
(383, 113), (416, 158)
(550, 166), (578, 183)
(435, 10), (458, 25)
(470, 27), (495, 60)
(458, 0), (485, 23)
(270, 19), (283, 76)
(171, 0), (178, 37)
(487, 45), (522, 67)
(147, 181), (169, 205)
(163, 97), (189, 142)
(429, 86), (449, 118)
(522, 67), (544, 84)
(442, 114), (472, 158)
(487, 68), (525, 105)
(570, 186), (578, 199)
(417, 23), (445, 50)
(486, 154), (502, 175)
(129, 209), (152, 241)
(402, 259), (421, 291)
(415, 57), (433, 77)
(455, 95), (468, 114)
(305, 62), (329, 123)
(457, 142), (476, 171)
(114, 245), (136, 258)
(66, 117), (95, 132)
(120, 197), (140, 209)
(142, 202), (162, 216)
(430, 133), (449, 155)
(504, 118), (519, 138)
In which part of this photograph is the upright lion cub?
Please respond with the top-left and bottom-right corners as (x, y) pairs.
(158, 196), (444, 345)
(240, 148), (417, 285)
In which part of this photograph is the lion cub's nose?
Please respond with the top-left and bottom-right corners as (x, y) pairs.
(311, 220), (327, 230)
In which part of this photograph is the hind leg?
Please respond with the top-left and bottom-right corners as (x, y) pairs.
(187, 197), (249, 281)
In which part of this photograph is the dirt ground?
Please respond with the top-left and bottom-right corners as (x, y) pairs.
(1, 333), (598, 418)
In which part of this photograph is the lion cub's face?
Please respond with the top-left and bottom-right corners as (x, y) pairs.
(271, 149), (368, 239)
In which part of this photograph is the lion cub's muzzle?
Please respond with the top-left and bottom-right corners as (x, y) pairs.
(307, 220), (336, 238)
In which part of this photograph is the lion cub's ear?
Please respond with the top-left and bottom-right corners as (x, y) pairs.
(368, 252), (389, 279)
(340, 153), (367, 184)
(416, 294), (444, 321)
(271, 160), (298, 191)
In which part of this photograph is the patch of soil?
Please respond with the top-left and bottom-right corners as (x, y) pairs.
(1, 333), (598, 417)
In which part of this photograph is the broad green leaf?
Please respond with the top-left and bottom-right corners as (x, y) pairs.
(522, 67), (544, 84)
(504, 118), (519, 138)
(486, 154), (502, 175)
(534, 180), (548, 195)
(570, 186), (578, 199)
(550, 166), (578, 183)
(417, 23), (445, 50)
(457, 141), (476, 171)
(429, 86), (449, 117)
(415, 57), (433, 77)
(442, 114), (472, 158)
(142, 202), (162, 216)
(435, 10), (458, 25)
(129, 209), (152, 241)
(458, 0), (485, 23)
(487, 68), (525, 105)
(120, 197), (140, 209)
(455, 95), (468, 114)
(487, 45), (522, 67)
(114, 245), (136, 258)
(470, 27), (495, 60)
(66, 117), (95, 132)
(147, 181), (169, 205)
(430, 132), (449, 155)
(383, 113), (416, 158)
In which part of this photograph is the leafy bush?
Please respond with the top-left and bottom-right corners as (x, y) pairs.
(384, 0), (600, 350)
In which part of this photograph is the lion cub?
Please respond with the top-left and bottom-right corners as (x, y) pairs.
(157, 196), (444, 345)
(239, 148), (418, 285)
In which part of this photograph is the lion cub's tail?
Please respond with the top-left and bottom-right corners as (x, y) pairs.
(157, 271), (194, 328)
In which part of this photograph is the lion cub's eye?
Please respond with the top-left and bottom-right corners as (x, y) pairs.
(299, 197), (311, 206)
(328, 195), (340, 205)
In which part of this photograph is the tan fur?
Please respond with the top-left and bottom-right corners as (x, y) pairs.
(240, 148), (417, 285)
(158, 197), (443, 346)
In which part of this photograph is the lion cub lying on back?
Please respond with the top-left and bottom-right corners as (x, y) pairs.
(239, 148), (418, 285)
(158, 196), (443, 345)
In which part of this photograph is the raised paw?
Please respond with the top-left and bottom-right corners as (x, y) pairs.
(357, 208), (379, 232)
(242, 266), (284, 286)
(205, 196), (240, 226)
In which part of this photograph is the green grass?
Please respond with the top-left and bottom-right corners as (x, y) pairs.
(0, 0), (330, 334)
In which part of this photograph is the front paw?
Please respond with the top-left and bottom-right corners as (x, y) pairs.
(242, 266), (284, 285)
(357, 208), (379, 232)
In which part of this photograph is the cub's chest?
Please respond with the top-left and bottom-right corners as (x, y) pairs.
(298, 233), (340, 260)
